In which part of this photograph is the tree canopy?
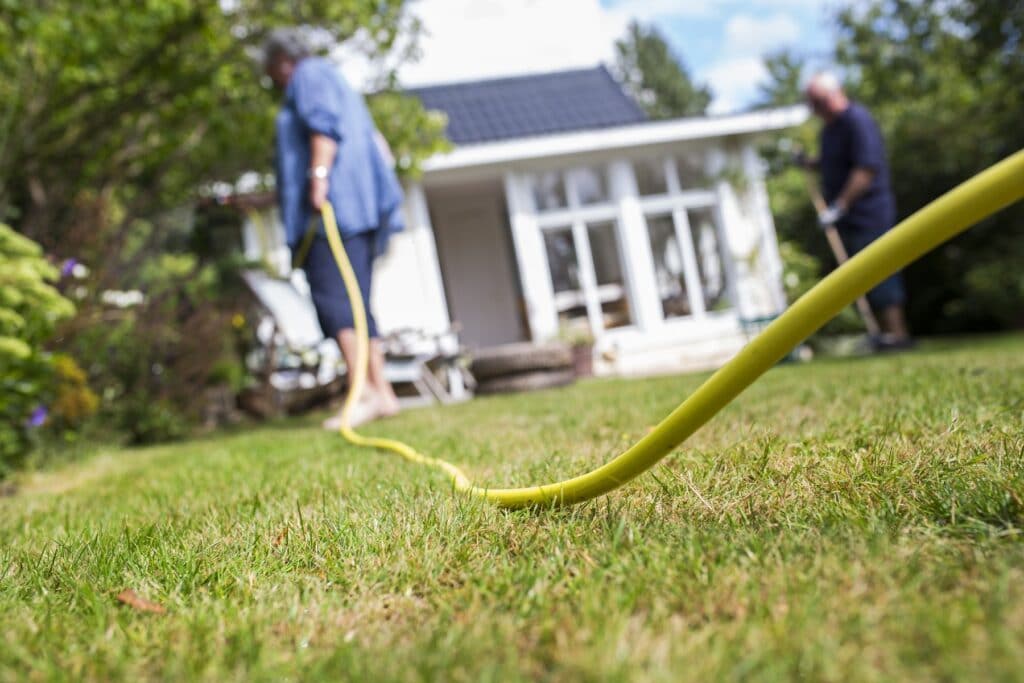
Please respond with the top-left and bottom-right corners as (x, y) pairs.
(614, 20), (712, 119)
(0, 1), (446, 255)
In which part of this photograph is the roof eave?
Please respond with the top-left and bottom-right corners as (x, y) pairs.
(421, 105), (809, 175)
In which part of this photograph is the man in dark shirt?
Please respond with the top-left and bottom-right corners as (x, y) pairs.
(804, 72), (911, 348)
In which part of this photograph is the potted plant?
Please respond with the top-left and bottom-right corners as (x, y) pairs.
(560, 325), (595, 378)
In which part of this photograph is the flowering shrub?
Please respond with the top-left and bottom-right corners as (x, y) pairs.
(0, 224), (76, 475)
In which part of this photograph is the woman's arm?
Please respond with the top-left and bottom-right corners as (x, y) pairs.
(309, 133), (338, 210)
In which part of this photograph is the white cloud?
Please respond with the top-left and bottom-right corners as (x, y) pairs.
(334, 0), (813, 114)
(703, 57), (768, 114)
(601, 0), (718, 21)
(599, 0), (819, 22)
(396, 0), (624, 86)
(724, 13), (801, 56)
(748, 0), (824, 7)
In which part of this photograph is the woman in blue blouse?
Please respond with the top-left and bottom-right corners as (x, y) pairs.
(263, 30), (405, 428)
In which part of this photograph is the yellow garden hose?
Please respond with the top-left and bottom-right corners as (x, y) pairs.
(322, 150), (1024, 509)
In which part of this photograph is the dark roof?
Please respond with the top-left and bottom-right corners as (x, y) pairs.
(406, 66), (647, 145)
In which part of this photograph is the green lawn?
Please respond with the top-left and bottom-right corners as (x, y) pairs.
(2, 335), (1024, 682)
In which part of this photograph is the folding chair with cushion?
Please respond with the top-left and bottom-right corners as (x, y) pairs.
(239, 268), (470, 415)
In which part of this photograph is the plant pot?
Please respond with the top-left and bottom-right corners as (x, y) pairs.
(571, 343), (594, 378)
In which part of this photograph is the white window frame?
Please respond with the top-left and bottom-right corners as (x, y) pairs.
(533, 164), (636, 339)
(634, 156), (737, 326)
(519, 153), (739, 343)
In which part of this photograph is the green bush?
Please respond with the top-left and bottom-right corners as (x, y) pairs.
(49, 355), (100, 426)
(779, 240), (865, 339)
(0, 224), (76, 475)
(59, 240), (250, 445)
(109, 397), (190, 445)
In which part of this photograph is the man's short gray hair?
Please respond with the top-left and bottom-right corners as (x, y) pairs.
(806, 71), (843, 94)
(263, 28), (311, 68)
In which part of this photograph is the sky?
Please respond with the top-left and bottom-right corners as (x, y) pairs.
(342, 0), (838, 114)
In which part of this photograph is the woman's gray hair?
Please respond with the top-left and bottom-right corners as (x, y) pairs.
(262, 28), (311, 68)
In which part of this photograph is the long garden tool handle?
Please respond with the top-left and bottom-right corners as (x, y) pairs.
(802, 172), (882, 336)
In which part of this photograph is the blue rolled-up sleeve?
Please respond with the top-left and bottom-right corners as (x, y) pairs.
(291, 61), (344, 142)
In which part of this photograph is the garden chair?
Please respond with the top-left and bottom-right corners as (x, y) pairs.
(239, 268), (470, 411)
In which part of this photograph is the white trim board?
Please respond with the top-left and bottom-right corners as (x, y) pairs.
(422, 105), (809, 175)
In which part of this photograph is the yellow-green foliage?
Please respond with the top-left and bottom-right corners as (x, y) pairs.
(0, 224), (74, 353)
(51, 355), (99, 425)
(0, 224), (78, 472)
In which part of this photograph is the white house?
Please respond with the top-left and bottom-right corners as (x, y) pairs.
(243, 66), (809, 376)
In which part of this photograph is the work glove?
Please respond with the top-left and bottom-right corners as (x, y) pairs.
(817, 203), (844, 229)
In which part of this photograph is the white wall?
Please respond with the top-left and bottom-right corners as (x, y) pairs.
(372, 184), (451, 336)
(426, 180), (527, 348)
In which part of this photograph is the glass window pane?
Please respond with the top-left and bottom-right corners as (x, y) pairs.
(687, 207), (731, 311)
(543, 228), (588, 329)
(676, 153), (709, 190)
(530, 172), (567, 211)
(587, 221), (623, 286)
(634, 159), (668, 196)
(646, 214), (691, 319)
(570, 166), (609, 205)
(587, 221), (631, 329)
(543, 228), (579, 294)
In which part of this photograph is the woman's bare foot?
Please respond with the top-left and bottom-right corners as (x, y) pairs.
(322, 391), (381, 430)
(322, 386), (402, 431)
(377, 402), (400, 419)
(377, 391), (401, 418)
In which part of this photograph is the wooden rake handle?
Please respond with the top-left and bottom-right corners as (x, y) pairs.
(801, 172), (882, 337)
